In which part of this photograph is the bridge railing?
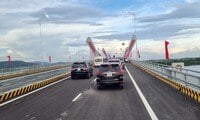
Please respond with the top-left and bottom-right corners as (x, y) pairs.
(0, 63), (70, 79)
(133, 61), (200, 92)
(0, 67), (71, 94)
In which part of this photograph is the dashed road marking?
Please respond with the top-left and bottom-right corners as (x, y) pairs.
(72, 93), (82, 102)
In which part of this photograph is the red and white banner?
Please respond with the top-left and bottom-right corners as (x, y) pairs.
(7, 55), (11, 63)
(49, 56), (51, 62)
(165, 40), (170, 60)
(137, 50), (141, 58)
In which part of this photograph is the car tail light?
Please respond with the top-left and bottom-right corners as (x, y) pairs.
(71, 68), (75, 71)
(81, 67), (88, 71)
(84, 67), (88, 70)
(116, 70), (123, 75)
(96, 70), (102, 75)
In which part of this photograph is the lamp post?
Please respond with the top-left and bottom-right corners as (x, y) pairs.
(39, 22), (43, 66)
(77, 35), (81, 61)
(39, 13), (49, 66)
(122, 42), (125, 57)
(126, 11), (138, 60)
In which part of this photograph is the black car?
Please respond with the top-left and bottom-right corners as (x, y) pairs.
(96, 63), (124, 89)
(71, 62), (93, 79)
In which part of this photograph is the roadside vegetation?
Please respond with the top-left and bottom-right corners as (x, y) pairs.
(148, 57), (200, 66)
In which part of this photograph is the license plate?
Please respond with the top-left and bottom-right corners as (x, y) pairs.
(107, 72), (112, 77)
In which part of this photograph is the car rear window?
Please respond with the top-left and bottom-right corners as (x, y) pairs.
(99, 64), (120, 72)
(95, 58), (103, 62)
(108, 60), (120, 63)
(72, 63), (86, 68)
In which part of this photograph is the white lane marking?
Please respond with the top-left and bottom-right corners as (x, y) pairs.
(72, 93), (82, 102)
(93, 78), (97, 82)
(0, 76), (71, 107)
(125, 67), (159, 120)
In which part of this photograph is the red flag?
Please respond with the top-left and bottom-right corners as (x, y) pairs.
(137, 50), (141, 58)
(49, 56), (51, 62)
(7, 55), (11, 63)
(165, 40), (170, 60)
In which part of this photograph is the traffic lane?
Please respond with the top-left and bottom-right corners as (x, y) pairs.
(126, 63), (200, 120)
(0, 75), (94, 120)
(0, 67), (69, 93)
(59, 71), (151, 120)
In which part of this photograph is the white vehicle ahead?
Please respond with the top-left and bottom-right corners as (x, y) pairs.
(108, 58), (125, 70)
(94, 56), (104, 67)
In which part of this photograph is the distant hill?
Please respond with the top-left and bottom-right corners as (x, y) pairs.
(30, 61), (52, 66)
(0, 61), (37, 69)
(148, 57), (200, 66)
(30, 61), (68, 66)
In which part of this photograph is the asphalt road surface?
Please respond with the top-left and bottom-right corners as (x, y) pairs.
(0, 63), (199, 120)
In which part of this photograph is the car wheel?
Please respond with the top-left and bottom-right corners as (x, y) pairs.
(71, 75), (75, 79)
(97, 84), (102, 89)
(90, 72), (93, 76)
(119, 84), (124, 89)
(86, 73), (90, 78)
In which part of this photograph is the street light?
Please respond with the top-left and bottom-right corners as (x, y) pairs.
(77, 35), (81, 61)
(126, 11), (139, 59)
(39, 13), (49, 66)
(126, 11), (136, 34)
(122, 42), (125, 57)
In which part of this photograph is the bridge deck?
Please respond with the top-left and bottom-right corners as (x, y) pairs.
(0, 63), (199, 120)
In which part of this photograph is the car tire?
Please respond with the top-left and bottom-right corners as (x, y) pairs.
(90, 72), (93, 76)
(71, 75), (75, 79)
(119, 84), (124, 89)
(86, 72), (90, 78)
(97, 83), (102, 89)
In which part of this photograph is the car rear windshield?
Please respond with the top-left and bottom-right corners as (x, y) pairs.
(72, 63), (86, 68)
(99, 64), (120, 72)
(95, 58), (103, 62)
(109, 60), (120, 63)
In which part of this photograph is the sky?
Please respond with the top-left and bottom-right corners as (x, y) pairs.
(0, 0), (200, 62)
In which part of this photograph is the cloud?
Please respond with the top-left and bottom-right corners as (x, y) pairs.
(62, 41), (87, 47)
(30, 4), (113, 24)
(94, 30), (118, 34)
(94, 23), (200, 40)
(0, 0), (200, 62)
(135, 47), (200, 60)
(138, 2), (200, 22)
(94, 32), (132, 40)
(171, 47), (200, 58)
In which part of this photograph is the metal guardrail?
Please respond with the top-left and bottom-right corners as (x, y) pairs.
(0, 67), (71, 94)
(133, 61), (200, 92)
(0, 63), (70, 79)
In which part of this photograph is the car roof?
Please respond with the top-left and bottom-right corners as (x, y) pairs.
(108, 58), (120, 60)
(108, 59), (120, 61)
(73, 62), (86, 64)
